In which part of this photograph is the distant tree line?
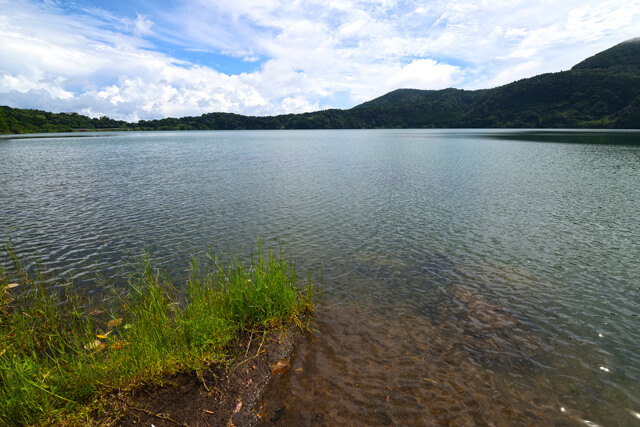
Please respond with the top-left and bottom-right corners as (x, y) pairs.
(0, 109), (129, 134)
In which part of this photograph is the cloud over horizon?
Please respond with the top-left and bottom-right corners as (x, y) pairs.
(1, 0), (639, 121)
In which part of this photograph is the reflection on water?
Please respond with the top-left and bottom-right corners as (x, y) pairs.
(489, 129), (640, 145)
(1, 129), (640, 424)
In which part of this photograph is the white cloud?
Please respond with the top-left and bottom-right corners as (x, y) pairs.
(474, 60), (542, 89)
(387, 59), (461, 90)
(0, 0), (639, 121)
(133, 15), (153, 37)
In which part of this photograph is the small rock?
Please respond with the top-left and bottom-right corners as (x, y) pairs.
(269, 359), (290, 375)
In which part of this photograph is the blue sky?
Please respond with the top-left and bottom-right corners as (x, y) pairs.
(1, 0), (639, 121)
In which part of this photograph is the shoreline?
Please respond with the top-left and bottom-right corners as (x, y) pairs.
(0, 244), (314, 426)
(109, 325), (305, 426)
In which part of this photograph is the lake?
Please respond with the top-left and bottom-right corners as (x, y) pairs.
(1, 129), (639, 425)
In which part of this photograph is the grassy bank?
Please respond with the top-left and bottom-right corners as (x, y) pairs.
(0, 244), (314, 426)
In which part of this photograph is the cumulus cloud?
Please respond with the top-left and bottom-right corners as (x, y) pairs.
(0, 0), (639, 120)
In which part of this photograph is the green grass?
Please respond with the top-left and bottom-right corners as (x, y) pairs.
(0, 243), (314, 426)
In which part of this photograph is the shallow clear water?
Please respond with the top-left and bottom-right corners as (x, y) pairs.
(1, 129), (639, 425)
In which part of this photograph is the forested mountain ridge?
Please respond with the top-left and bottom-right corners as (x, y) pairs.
(1, 39), (639, 134)
(351, 38), (640, 128)
(572, 37), (640, 72)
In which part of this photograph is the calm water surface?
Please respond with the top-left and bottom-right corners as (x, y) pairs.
(1, 129), (639, 425)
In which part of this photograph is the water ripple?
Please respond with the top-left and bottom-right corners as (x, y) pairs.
(2, 129), (640, 424)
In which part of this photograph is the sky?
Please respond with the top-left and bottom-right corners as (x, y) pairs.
(1, 0), (639, 121)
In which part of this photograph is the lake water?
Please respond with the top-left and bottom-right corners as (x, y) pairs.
(1, 129), (639, 425)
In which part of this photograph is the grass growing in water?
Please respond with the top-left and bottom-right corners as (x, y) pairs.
(0, 243), (313, 426)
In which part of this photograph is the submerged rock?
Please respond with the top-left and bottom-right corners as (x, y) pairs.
(270, 359), (291, 375)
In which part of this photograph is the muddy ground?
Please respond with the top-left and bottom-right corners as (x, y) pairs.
(97, 327), (303, 427)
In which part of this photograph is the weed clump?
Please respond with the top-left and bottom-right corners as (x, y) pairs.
(0, 243), (313, 426)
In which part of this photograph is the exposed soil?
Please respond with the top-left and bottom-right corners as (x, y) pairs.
(98, 327), (304, 427)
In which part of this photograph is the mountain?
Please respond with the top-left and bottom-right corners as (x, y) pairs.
(1, 39), (639, 134)
(572, 38), (640, 72)
(350, 38), (640, 128)
(349, 88), (482, 128)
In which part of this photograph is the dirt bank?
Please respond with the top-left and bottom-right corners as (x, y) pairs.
(97, 327), (304, 427)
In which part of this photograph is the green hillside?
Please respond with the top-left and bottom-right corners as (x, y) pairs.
(350, 39), (640, 128)
(572, 38), (640, 72)
(1, 38), (639, 133)
(349, 88), (481, 128)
